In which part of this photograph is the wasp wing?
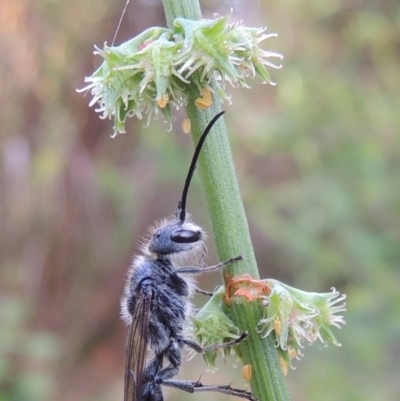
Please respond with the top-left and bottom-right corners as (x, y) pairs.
(124, 289), (152, 401)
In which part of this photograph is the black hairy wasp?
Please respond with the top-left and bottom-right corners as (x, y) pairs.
(121, 112), (255, 401)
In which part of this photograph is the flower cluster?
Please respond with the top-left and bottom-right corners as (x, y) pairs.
(188, 277), (346, 374)
(257, 280), (346, 372)
(188, 286), (242, 367)
(78, 16), (283, 137)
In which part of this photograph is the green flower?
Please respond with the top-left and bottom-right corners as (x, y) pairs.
(257, 280), (346, 368)
(187, 286), (242, 367)
(78, 16), (282, 136)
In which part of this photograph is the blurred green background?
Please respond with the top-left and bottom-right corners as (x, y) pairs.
(1, 0), (399, 400)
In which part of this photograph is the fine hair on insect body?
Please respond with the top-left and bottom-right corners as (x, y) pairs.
(120, 111), (255, 401)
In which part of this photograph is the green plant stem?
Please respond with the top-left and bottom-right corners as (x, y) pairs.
(161, 1), (290, 401)
(187, 101), (290, 401)
(162, 0), (201, 27)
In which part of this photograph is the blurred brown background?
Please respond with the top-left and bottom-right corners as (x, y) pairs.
(1, 0), (399, 400)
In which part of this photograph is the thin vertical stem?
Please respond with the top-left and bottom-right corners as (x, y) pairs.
(161, 1), (291, 401)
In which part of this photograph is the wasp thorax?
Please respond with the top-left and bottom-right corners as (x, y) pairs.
(148, 218), (203, 256)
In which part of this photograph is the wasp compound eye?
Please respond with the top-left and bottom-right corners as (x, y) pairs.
(171, 230), (201, 243)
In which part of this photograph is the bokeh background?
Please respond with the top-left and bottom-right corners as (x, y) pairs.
(1, 0), (399, 400)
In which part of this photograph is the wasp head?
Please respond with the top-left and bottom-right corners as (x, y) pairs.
(148, 214), (205, 257)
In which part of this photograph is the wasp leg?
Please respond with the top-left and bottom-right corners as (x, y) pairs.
(195, 288), (215, 296)
(174, 255), (243, 275)
(145, 338), (183, 393)
(195, 284), (221, 297)
(177, 331), (249, 354)
(141, 354), (165, 401)
(160, 379), (257, 401)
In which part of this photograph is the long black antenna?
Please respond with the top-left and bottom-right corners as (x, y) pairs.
(179, 111), (225, 222)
